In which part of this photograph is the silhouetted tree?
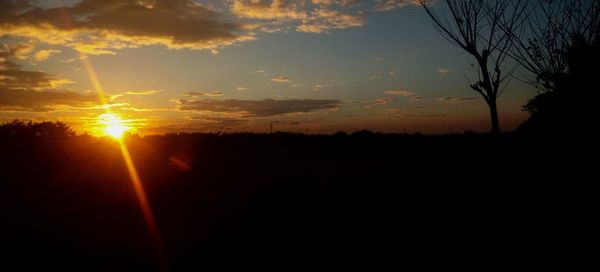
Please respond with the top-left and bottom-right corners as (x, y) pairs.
(509, 0), (600, 90)
(420, 0), (527, 134)
(518, 34), (600, 133)
(506, 0), (600, 133)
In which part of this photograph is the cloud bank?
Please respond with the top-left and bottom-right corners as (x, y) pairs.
(179, 98), (340, 117)
(0, 45), (97, 111)
(0, 0), (255, 55)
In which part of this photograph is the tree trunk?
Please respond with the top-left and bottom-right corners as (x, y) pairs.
(488, 98), (501, 134)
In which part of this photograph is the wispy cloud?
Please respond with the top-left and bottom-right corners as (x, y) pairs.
(436, 67), (450, 74)
(33, 49), (61, 62)
(232, 0), (308, 20)
(384, 89), (415, 96)
(410, 96), (424, 102)
(179, 98), (340, 117)
(183, 91), (224, 97)
(271, 76), (290, 83)
(125, 90), (160, 95)
(375, 0), (420, 11)
(437, 97), (476, 103)
(405, 114), (448, 118)
(297, 8), (366, 33)
(365, 98), (393, 108)
(110, 90), (160, 101)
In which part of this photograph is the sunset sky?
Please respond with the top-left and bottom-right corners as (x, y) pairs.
(0, 0), (535, 135)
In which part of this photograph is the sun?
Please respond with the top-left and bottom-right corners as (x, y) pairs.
(99, 113), (129, 139)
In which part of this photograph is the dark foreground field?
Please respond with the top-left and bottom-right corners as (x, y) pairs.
(0, 132), (588, 270)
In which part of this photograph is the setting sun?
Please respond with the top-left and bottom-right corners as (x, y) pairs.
(99, 113), (129, 139)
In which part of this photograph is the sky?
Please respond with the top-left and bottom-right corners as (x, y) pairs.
(0, 0), (536, 135)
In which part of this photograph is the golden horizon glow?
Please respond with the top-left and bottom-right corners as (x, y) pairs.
(99, 113), (129, 139)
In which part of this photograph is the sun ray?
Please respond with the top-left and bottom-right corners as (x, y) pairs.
(77, 52), (167, 269)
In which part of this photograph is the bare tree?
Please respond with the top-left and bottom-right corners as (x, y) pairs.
(420, 0), (527, 134)
(508, 0), (600, 91)
(504, 0), (600, 133)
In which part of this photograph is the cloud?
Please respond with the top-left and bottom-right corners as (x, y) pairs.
(375, 0), (420, 11)
(384, 89), (415, 96)
(110, 89), (160, 100)
(409, 96), (424, 102)
(232, 1), (365, 34)
(189, 115), (249, 127)
(436, 67), (450, 74)
(312, 0), (360, 8)
(0, 89), (100, 112)
(405, 114), (448, 118)
(0, 0), (255, 55)
(1, 45), (97, 111)
(232, 0), (308, 20)
(124, 90), (159, 95)
(183, 91), (224, 97)
(365, 98), (393, 107)
(271, 76), (290, 83)
(437, 96), (476, 103)
(236, 86), (248, 91)
(33, 49), (61, 62)
(297, 8), (365, 33)
(179, 98), (340, 117)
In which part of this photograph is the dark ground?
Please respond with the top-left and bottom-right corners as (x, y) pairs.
(0, 131), (590, 271)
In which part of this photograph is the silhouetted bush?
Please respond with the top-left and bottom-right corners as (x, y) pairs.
(520, 34), (600, 135)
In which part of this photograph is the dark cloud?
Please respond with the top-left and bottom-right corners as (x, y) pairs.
(0, 45), (97, 111)
(0, 88), (98, 112)
(189, 116), (249, 127)
(0, 0), (254, 54)
(179, 98), (340, 117)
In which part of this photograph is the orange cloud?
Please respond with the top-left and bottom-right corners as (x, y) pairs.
(297, 8), (365, 33)
(271, 76), (290, 83)
(375, 0), (420, 11)
(33, 49), (61, 62)
(232, 0), (308, 20)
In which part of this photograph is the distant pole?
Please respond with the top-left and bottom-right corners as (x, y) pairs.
(403, 127), (407, 134)
(270, 122), (273, 134)
(450, 126), (453, 134)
